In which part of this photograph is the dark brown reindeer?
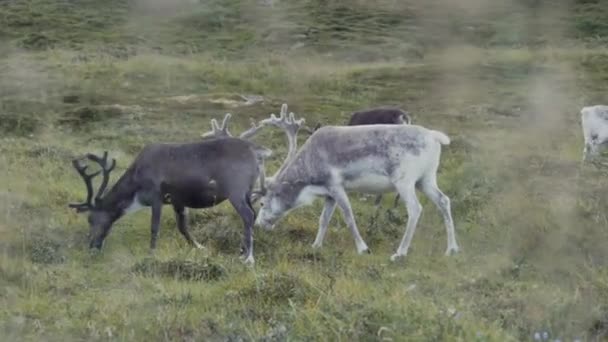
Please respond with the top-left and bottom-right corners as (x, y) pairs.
(69, 124), (272, 264)
(308, 107), (413, 223)
(308, 107), (411, 133)
(347, 107), (411, 126)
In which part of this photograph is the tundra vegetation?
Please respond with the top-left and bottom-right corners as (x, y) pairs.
(2, 0), (608, 340)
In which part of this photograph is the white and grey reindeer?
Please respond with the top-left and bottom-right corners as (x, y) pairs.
(254, 107), (459, 261)
(297, 106), (413, 223)
(581, 105), (608, 162)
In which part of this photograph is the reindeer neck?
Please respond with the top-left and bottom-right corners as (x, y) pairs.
(275, 147), (321, 186)
(96, 167), (138, 211)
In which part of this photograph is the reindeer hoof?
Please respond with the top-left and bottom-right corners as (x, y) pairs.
(390, 253), (405, 262)
(311, 242), (322, 249)
(357, 246), (371, 255)
(193, 241), (205, 250)
(445, 246), (460, 256)
(243, 255), (255, 265)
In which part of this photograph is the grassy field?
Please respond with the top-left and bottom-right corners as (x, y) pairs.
(2, 0), (608, 340)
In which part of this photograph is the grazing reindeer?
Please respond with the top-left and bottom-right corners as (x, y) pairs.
(255, 122), (459, 261)
(308, 107), (413, 222)
(581, 105), (608, 162)
(69, 124), (271, 264)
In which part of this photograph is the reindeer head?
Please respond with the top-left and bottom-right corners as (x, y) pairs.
(68, 151), (118, 249)
(255, 180), (310, 230)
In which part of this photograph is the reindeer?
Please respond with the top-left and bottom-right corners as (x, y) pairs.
(68, 122), (273, 264)
(347, 107), (412, 126)
(308, 107), (413, 223)
(581, 105), (608, 162)
(254, 117), (459, 261)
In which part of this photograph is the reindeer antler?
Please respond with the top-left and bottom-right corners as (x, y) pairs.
(201, 113), (233, 139)
(85, 151), (116, 202)
(260, 104), (305, 162)
(68, 151), (116, 212)
(199, 104), (307, 193)
(239, 118), (267, 140)
(68, 159), (101, 212)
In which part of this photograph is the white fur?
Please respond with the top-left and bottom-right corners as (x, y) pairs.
(123, 194), (145, 214)
(581, 105), (608, 160)
(430, 130), (451, 145)
(295, 185), (328, 206)
(256, 124), (459, 261)
(343, 173), (393, 194)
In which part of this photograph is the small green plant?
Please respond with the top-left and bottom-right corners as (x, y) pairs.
(132, 258), (226, 282)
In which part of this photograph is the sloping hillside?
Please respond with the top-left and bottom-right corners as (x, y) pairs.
(2, 0), (608, 340)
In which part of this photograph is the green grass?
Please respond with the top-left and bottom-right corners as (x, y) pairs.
(3, 0), (608, 340)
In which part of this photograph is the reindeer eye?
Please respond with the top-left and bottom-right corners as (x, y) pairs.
(592, 134), (599, 141)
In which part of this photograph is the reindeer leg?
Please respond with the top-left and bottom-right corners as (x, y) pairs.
(312, 196), (337, 249)
(385, 193), (402, 223)
(150, 197), (163, 250)
(368, 194), (383, 228)
(420, 176), (459, 256)
(229, 194), (256, 265)
(391, 181), (422, 261)
(173, 204), (204, 249)
(328, 187), (370, 254)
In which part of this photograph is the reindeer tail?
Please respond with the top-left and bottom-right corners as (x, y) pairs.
(430, 130), (450, 145)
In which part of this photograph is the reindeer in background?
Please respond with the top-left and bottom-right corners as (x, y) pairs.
(581, 105), (608, 162)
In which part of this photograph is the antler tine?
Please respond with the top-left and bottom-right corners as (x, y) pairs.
(201, 114), (233, 139)
(219, 113), (232, 134)
(239, 117), (268, 140)
(261, 107), (305, 132)
(211, 119), (220, 132)
(288, 111), (305, 127)
(258, 104), (308, 182)
(68, 158), (101, 212)
(85, 151), (116, 202)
